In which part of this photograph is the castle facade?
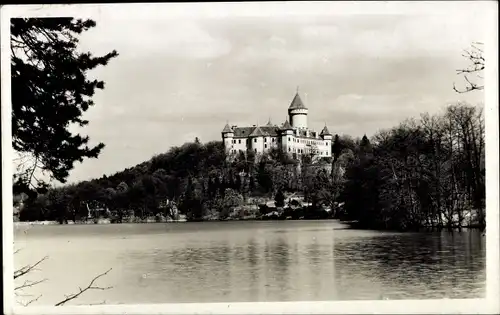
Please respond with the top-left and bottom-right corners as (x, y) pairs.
(222, 91), (333, 158)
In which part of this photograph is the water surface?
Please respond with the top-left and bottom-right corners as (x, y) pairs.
(14, 220), (485, 305)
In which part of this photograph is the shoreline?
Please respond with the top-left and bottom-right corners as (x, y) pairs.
(13, 218), (486, 233)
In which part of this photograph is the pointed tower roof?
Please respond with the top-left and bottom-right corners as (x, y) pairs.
(266, 117), (274, 126)
(249, 126), (265, 137)
(320, 125), (332, 136)
(281, 120), (294, 130)
(222, 123), (233, 133)
(288, 92), (307, 110)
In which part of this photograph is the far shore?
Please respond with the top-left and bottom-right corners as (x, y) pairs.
(14, 218), (187, 226)
(13, 217), (485, 233)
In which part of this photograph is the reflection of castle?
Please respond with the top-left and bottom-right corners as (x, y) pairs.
(222, 91), (333, 158)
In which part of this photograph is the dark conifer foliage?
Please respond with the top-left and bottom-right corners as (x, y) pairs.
(11, 18), (118, 192)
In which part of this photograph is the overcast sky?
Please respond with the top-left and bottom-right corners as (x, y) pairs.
(8, 2), (491, 184)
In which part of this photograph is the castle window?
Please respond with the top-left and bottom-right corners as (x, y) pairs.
(265, 138), (267, 142)
(255, 149), (257, 152)
(254, 139), (257, 143)
(272, 138), (275, 142)
(238, 139), (241, 144)
(288, 137), (291, 142)
(325, 142), (327, 146)
(289, 148), (291, 152)
(265, 144), (267, 148)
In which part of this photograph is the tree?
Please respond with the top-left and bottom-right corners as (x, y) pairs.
(274, 189), (285, 207)
(339, 103), (485, 231)
(214, 188), (244, 219)
(179, 176), (204, 220)
(11, 18), (118, 194)
(453, 42), (484, 93)
(332, 134), (342, 162)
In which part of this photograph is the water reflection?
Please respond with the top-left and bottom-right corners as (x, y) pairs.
(332, 231), (485, 299)
(15, 221), (485, 304)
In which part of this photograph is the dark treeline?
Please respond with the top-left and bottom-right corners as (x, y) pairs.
(342, 103), (485, 230)
(15, 102), (485, 231)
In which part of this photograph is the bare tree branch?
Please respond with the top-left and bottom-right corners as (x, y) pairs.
(454, 42), (485, 93)
(27, 155), (39, 189)
(54, 268), (113, 306)
(14, 250), (113, 307)
(14, 256), (48, 280)
(15, 278), (48, 291)
(17, 294), (42, 307)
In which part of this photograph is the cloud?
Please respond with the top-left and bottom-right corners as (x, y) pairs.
(80, 18), (232, 60)
(50, 8), (487, 183)
(298, 14), (485, 59)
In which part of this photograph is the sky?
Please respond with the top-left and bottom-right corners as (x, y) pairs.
(6, 2), (491, 184)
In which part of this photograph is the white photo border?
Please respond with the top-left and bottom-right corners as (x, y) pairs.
(2, 2), (498, 314)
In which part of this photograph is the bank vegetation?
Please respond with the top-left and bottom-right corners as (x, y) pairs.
(14, 103), (485, 231)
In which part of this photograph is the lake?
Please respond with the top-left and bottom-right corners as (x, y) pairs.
(13, 220), (485, 305)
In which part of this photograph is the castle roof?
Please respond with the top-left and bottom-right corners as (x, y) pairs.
(281, 120), (294, 130)
(288, 92), (307, 110)
(260, 126), (279, 136)
(231, 125), (280, 138)
(266, 118), (274, 126)
(320, 125), (332, 136)
(249, 126), (266, 137)
(222, 123), (233, 133)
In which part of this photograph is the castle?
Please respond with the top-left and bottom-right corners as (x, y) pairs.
(222, 91), (333, 158)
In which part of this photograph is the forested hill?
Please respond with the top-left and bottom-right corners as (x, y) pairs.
(90, 139), (229, 193)
(17, 103), (486, 231)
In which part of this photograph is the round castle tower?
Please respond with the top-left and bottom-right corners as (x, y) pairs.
(221, 123), (234, 152)
(288, 91), (308, 130)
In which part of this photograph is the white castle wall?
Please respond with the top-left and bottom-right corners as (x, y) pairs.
(287, 136), (331, 157)
(289, 108), (308, 129)
(225, 133), (332, 158)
